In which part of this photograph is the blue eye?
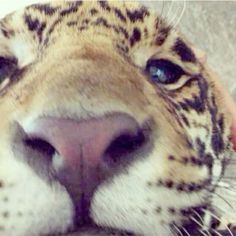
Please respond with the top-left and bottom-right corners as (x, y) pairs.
(146, 59), (185, 84)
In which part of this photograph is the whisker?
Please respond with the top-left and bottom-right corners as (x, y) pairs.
(201, 230), (211, 236)
(189, 216), (210, 236)
(216, 182), (232, 188)
(214, 185), (236, 191)
(201, 209), (234, 236)
(211, 228), (224, 236)
(171, 0), (187, 29)
(191, 209), (205, 224)
(180, 226), (191, 236)
(213, 176), (236, 180)
(157, 0), (166, 29)
(212, 191), (235, 210)
(164, 0), (174, 22)
(165, 1), (180, 28)
(173, 224), (184, 236)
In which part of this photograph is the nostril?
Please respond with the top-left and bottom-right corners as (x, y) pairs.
(103, 129), (147, 167)
(24, 138), (56, 157)
(21, 113), (152, 174)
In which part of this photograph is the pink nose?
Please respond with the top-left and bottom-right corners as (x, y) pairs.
(24, 113), (146, 223)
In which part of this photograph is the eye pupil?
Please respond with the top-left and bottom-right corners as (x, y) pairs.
(149, 66), (167, 83)
(146, 59), (185, 84)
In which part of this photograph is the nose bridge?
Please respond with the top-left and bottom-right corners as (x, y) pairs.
(22, 45), (151, 121)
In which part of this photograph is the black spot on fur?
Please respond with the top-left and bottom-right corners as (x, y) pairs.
(179, 95), (205, 113)
(130, 27), (141, 46)
(67, 21), (78, 27)
(165, 180), (174, 188)
(24, 14), (40, 31)
(180, 113), (190, 127)
(173, 38), (196, 63)
(126, 6), (149, 22)
(179, 205), (208, 235)
(211, 126), (224, 155)
(181, 157), (189, 165)
(158, 179), (207, 192)
(181, 205), (208, 217)
(190, 156), (203, 166)
(118, 26), (129, 39)
(82, 19), (90, 25)
(1, 28), (14, 38)
(204, 153), (214, 172)
(90, 8), (98, 15)
(156, 25), (170, 45)
(44, 18), (62, 45)
(111, 25), (119, 34)
(116, 44), (129, 54)
(31, 4), (59, 15)
(218, 114), (224, 133)
(210, 218), (221, 230)
(168, 208), (176, 214)
(60, 1), (83, 16)
(60, 7), (77, 16)
(24, 14), (46, 42)
(208, 95), (224, 155)
(92, 17), (128, 39)
(0, 181), (3, 188)
(113, 8), (126, 22)
(179, 77), (208, 113)
(78, 26), (88, 32)
(37, 22), (46, 42)
(196, 138), (206, 159)
(144, 27), (148, 38)
(1, 29), (9, 38)
(168, 155), (175, 161)
(98, 0), (111, 11)
(95, 17), (109, 28)
(48, 18), (62, 35)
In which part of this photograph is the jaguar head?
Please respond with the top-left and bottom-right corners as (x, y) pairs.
(0, 1), (234, 236)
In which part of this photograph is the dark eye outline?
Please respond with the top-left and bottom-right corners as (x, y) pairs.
(145, 59), (186, 84)
(0, 56), (18, 93)
(0, 56), (18, 83)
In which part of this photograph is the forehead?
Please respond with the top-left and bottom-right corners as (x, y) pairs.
(0, 1), (203, 87)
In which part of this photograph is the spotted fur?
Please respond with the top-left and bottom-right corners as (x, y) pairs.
(0, 1), (235, 236)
